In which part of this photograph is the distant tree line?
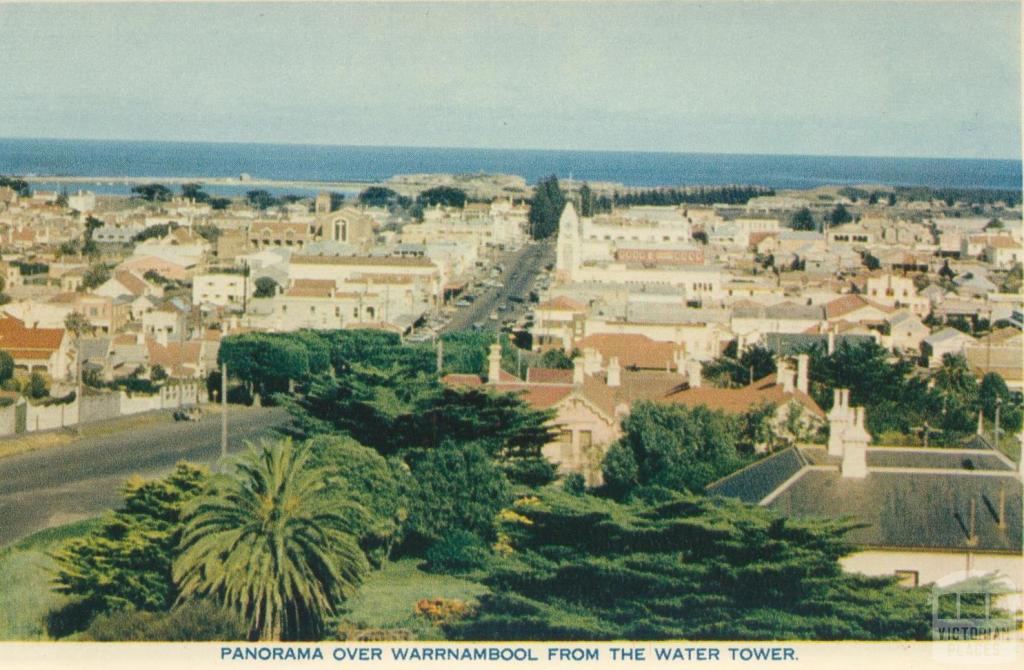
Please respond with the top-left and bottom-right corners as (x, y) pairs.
(0, 175), (31, 197)
(894, 186), (1020, 208)
(591, 185), (775, 211)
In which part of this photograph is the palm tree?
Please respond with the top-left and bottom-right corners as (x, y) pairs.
(173, 438), (367, 640)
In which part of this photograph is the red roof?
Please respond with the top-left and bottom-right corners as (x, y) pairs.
(0, 316), (65, 353)
(536, 296), (585, 311)
(663, 374), (824, 418)
(574, 333), (683, 370)
(526, 368), (574, 384)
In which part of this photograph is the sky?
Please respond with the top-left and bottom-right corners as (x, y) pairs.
(0, 1), (1020, 159)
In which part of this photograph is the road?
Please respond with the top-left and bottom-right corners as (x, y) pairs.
(0, 406), (291, 548)
(442, 240), (554, 334)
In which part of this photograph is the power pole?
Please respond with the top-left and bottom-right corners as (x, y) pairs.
(220, 363), (228, 463)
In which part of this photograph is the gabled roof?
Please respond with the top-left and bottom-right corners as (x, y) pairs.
(574, 333), (682, 370)
(0, 315), (65, 353)
(825, 294), (894, 320)
(663, 374), (825, 418)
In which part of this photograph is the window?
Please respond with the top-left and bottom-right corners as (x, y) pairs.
(558, 430), (573, 461)
(894, 570), (919, 588)
(579, 430), (593, 450)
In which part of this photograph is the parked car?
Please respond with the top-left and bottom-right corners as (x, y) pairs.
(173, 407), (202, 422)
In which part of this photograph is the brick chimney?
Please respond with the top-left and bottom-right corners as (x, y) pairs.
(607, 356), (621, 388)
(487, 343), (501, 384)
(583, 347), (602, 375)
(796, 354), (809, 394)
(841, 406), (871, 478)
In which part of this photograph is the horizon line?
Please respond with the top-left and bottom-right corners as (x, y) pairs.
(1, 134), (1020, 165)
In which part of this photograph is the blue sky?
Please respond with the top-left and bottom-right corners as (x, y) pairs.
(0, 1), (1019, 159)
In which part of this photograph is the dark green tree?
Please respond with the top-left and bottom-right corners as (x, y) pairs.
(253, 276), (279, 298)
(417, 186), (468, 208)
(358, 186), (400, 208)
(448, 488), (992, 641)
(245, 190), (278, 211)
(538, 348), (574, 370)
(0, 350), (13, 384)
(829, 204), (852, 226)
(130, 183), (173, 202)
(218, 333), (312, 402)
(50, 464), (209, 635)
(602, 401), (745, 498)
(529, 175), (566, 239)
(181, 183), (210, 203)
(578, 183), (594, 217)
(404, 442), (511, 545)
(790, 208), (816, 231)
(703, 343), (776, 387)
(304, 434), (409, 567)
(26, 371), (49, 399)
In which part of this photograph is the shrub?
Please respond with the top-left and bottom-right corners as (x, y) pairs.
(423, 530), (490, 574)
(562, 473), (586, 495)
(81, 600), (247, 641)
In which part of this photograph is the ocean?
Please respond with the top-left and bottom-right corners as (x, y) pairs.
(0, 137), (1019, 196)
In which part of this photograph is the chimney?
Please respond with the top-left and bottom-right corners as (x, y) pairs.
(673, 349), (686, 374)
(572, 356), (585, 386)
(607, 356), (621, 388)
(583, 347), (601, 375)
(796, 354), (809, 394)
(827, 388), (849, 457)
(487, 343), (501, 384)
(827, 330), (836, 355)
(841, 406), (871, 478)
(687, 359), (702, 388)
(777, 359), (795, 393)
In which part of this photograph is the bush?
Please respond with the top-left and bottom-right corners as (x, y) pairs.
(501, 456), (557, 487)
(81, 600), (247, 641)
(26, 371), (49, 399)
(423, 530), (490, 575)
(562, 473), (586, 495)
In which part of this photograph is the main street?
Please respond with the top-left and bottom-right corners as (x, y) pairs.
(0, 406), (291, 547)
(442, 239), (554, 334)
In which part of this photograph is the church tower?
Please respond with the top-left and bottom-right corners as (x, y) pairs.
(555, 201), (580, 282)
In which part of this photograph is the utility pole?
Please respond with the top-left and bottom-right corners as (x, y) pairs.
(994, 397), (1002, 450)
(220, 363), (228, 463)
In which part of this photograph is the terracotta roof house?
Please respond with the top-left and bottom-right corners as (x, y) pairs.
(663, 356), (825, 450)
(443, 345), (686, 485)
(0, 315), (73, 379)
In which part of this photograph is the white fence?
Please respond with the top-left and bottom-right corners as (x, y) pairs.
(0, 381), (208, 438)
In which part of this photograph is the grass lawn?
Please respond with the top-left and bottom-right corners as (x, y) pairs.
(0, 518), (101, 640)
(337, 558), (489, 640)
